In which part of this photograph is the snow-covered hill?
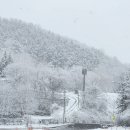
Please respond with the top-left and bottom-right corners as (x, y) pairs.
(0, 17), (127, 124)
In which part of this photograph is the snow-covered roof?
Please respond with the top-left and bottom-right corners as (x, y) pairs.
(30, 115), (53, 120)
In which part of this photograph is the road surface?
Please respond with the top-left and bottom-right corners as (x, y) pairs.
(52, 92), (79, 119)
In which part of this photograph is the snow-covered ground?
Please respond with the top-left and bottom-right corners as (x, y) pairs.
(0, 126), (129, 130)
(0, 92), (121, 129)
(52, 92), (79, 119)
(20, 92), (79, 128)
(53, 92), (118, 122)
(94, 127), (130, 130)
(101, 93), (119, 114)
(65, 92), (79, 116)
(0, 91), (79, 129)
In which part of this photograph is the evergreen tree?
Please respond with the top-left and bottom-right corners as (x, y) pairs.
(0, 51), (13, 77)
(117, 70), (130, 113)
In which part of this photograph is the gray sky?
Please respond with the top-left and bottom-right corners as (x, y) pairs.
(0, 0), (130, 63)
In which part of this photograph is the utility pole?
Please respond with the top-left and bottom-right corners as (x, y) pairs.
(82, 68), (87, 108)
(78, 91), (80, 108)
(63, 88), (66, 124)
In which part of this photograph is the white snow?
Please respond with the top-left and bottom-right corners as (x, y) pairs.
(100, 93), (119, 114)
(30, 115), (53, 120)
(52, 92), (79, 120)
(0, 126), (129, 130)
(93, 127), (130, 130)
(0, 92), (123, 129)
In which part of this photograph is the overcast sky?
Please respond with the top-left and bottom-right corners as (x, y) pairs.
(0, 0), (130, 63)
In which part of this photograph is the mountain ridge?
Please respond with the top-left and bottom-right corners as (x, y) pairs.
(0, 17), (111, 70)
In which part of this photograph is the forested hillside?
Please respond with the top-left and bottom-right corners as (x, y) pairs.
(0, 18), (127, 122)
(0, 18), (105, 70)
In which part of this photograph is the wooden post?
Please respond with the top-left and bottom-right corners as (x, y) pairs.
(63, 88), (66, 123)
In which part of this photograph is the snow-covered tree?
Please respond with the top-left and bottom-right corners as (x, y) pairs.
(117, 69), (130, 126)
(117, 69), (130, 113)
(0, 51), (13, 77)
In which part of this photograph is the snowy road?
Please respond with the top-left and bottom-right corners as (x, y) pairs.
(65, 92), (79, 116)
(52, 92), (79, 119)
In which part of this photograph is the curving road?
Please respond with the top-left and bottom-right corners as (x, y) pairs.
(65, 92), (79, 117)
(51, 91), (79, 120)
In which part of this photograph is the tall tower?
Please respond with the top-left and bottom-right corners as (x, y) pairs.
(82, 68), (87, 108)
